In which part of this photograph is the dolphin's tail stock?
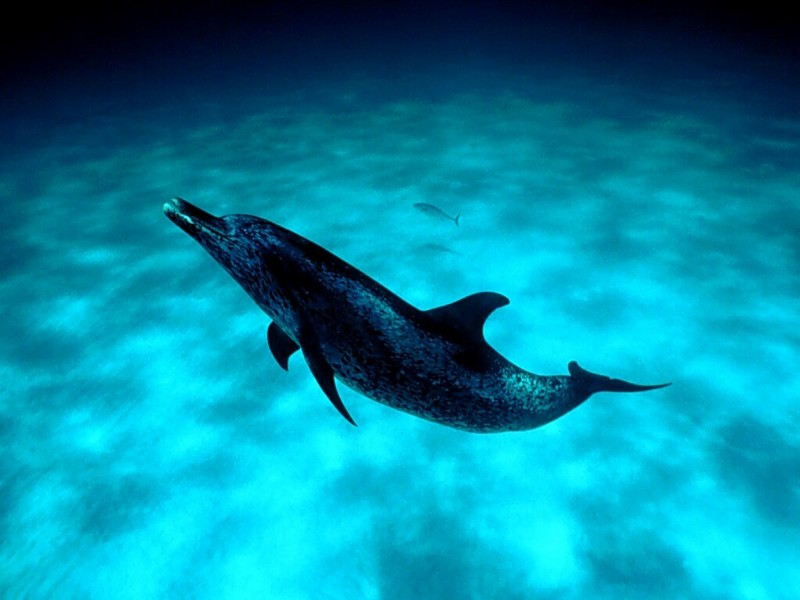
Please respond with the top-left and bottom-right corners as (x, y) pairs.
(568, 361), (670, 398)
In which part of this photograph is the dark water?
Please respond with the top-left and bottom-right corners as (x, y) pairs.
(2, 2), (798, 598)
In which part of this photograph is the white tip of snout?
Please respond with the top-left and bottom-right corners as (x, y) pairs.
(163, 198), (196, 228)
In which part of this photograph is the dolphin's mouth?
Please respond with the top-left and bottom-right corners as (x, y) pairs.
(163, 198), (228, 238)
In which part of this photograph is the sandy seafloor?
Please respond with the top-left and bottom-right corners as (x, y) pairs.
(1, 4), (799, 599)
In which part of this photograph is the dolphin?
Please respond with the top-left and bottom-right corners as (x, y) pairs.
(164, 198), (669, 432)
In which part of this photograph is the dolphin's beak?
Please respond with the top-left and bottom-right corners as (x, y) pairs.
(163, 198), (227, 239)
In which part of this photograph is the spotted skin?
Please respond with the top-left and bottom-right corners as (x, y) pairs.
(164, 198), (668, 433)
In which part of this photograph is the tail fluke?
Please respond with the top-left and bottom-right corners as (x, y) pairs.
(568, 361), (670, 397)
(454, 214), (460, 227)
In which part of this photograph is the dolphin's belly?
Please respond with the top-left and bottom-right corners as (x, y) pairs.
(280, 276), (541, 431)
(285, 292), (525, 431)
(320, 328), (526, 432)
(340, 365), (525, 432)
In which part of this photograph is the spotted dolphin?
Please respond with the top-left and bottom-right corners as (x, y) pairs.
(164, 198), (669, 432)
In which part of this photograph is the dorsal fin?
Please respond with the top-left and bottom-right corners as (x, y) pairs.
(425, 292), (510, 345)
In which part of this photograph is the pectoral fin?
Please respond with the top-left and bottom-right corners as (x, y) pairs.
(267, 322), (300, 371)
(300, 334), (357, 426)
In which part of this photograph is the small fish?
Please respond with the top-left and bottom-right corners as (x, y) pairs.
(413, 202), (460, 226)
(418, 242), (460, 256)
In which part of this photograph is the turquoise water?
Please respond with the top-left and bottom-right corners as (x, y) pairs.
(2, 4), (798, 598)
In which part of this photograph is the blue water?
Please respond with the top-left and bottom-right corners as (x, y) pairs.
(2, 3), (798, 598)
